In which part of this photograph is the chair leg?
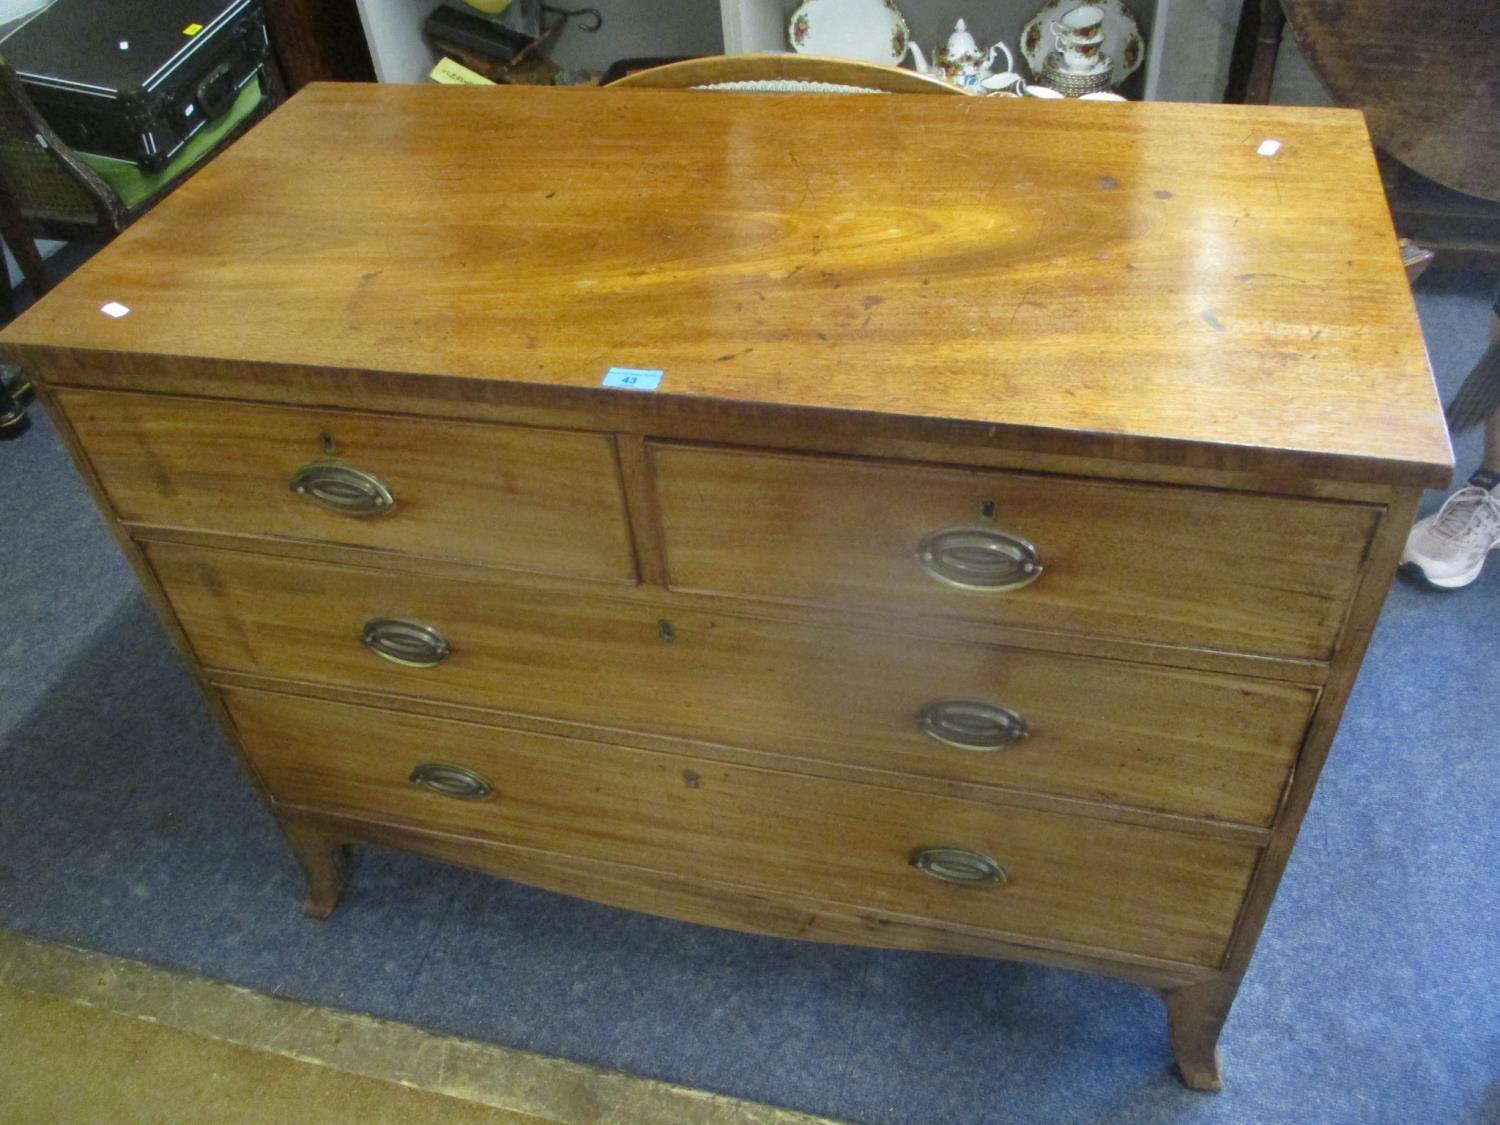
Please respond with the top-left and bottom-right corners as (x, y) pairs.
(1224, 0), (1286, 105)
(261, 56), (290, 107)
(1242, 0), (1286, 105)
(0, 214), (50, 297)
(0, 150), (50, 302)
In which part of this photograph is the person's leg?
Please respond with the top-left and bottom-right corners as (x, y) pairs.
(1400, 301), (1500, 588)
(1465, 310), (1500, 487)
(1485, 398), (1500, 477)
(1485, 307), (1500, 476)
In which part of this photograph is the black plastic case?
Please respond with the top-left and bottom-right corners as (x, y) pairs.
(2, 0), (269, 170)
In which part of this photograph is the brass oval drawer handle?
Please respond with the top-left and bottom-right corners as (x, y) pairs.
(919, 698), (1028, 751)
(915, 528), (1043, 592)
(362, 618), (452, 668)
(290, 461), (394, 516)
(409, 762), (492, 800)
(911, 847), (1007, 887)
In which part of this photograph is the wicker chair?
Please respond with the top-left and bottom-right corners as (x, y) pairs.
(0, 53), (279, 308)
(607, 54), (963, 96)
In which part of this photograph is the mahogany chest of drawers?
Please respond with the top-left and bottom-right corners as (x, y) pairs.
(1, 84), (1452, 1089)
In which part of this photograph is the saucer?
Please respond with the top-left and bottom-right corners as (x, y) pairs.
(1039, 52), (1116, 96)
(1049, 52), (1111, 77)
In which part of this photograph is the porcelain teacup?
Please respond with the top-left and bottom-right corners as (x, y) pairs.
(1051, 5), (1104, 43)
(1057, 37), (1104, 71)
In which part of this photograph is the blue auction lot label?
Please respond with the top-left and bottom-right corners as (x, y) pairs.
(601, 367), (663, 391)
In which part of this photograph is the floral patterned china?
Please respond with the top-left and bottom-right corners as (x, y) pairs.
(788, 0), (911, 66)
(910, 17), (1015, 91)
(1021, 0), (1143, 86)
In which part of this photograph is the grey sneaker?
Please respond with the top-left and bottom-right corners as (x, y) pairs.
(1402, 484), (1500, 588)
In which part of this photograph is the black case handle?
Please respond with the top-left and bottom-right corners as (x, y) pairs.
(193, 61), (238, 121)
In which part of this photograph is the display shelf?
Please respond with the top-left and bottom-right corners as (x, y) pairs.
(356, 0), (1182, 98)
(354, 0), (725, 84)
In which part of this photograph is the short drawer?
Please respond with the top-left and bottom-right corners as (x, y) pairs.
(649, 444), (1381, 660)
(58, 389), (636, 582)
(151, 542), (1316, 826)
(224, 689), (1259, 967)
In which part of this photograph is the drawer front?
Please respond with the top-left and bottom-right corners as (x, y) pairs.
(151, 542), (1316, 826)
(650, 444), (1380, 660)
(58, 389), (636, 582)
(224, 689), (1259, 966)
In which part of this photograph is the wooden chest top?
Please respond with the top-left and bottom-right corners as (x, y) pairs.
(0, 83), (1450, 486)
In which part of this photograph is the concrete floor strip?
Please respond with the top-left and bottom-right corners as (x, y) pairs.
(0, 929), (840, 1125)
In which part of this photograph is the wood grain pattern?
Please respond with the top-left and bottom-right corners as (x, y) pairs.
(1162, 977), (1233, 1091)
(14, 347), (1438, 495)
(297, 809), (1216, 988)
(1, 86), (1447, 1088)
(23, 379), (339, 937)
(613, 433), (669, 586)
(263, 0), (375, 89)
(134, 522), (1332, 685)
(205, 670), (1277, 845)
(1285, 0), (1500, 202)
(224, 688), (1260, 967)
(146, 540), (1317, 827)
(652, 443), (1380, 660)
(0, 84), (1450, 487)
(298, 810), (1212, 984)
(1155, 487), (1422, 1084)
(1221, 489), (1422, 979)
(56, 388), (636, 583)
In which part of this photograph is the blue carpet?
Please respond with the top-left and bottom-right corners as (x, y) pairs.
(1, 270), (1497, 1124)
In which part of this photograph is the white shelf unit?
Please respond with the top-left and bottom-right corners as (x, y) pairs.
(355, 0), (1206, 100)
(355, 0), (445, 84)
(723, 0), (1167, 94)
(354, 0), (727, 84)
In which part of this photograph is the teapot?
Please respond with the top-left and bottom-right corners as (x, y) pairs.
(908, 19), (1015, 91)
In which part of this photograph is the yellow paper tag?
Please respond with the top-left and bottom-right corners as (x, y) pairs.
(429, 57), (495, 85)
(183, 22), (203, 35)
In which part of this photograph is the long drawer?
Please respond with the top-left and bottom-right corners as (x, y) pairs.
(150, 541), (1317, 826)
(57, 389), (637, 582)
(223, 688), (1259, 967)
(649, 444), (1381, 661)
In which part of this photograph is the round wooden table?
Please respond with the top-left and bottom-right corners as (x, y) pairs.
(1285, 0), (1500, 202)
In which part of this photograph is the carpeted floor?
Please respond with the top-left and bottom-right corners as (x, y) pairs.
(1, 268), (1496, 1125)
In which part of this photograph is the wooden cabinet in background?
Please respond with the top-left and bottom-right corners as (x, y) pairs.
(0, 84), (1451, 1091)
(264, 0), (374, 88)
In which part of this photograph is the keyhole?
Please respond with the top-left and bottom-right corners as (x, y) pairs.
(980, 499), (997, 521)
(658, 620), (675, 642)
(320, 431), (338, 455)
